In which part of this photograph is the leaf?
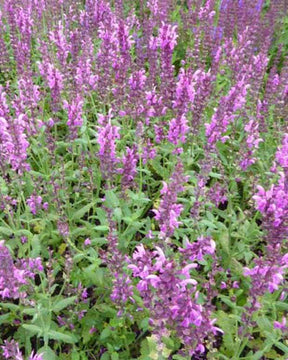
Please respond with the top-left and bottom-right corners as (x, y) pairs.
(216, 311), (236, 356)
(0, 226), (13, 236)
(200, 220), (218, 229)
(250, 340), (274, 360)
(111, 353), (119, 360)
(31, 235), (41, 257)
(0, 313), (11, 325)
(58, 243), (67, 255)
(100, 353), (110, 360)
(14, 229), (33, 240)
(218, 229), (230, 255)
(275, 301), (288, 311)
(230, 258), (244, 276)
(105, 190), (120, 208)
(209, 171), (223, 179)
(218, 296), (241, 310)
(0, 302), (19, 311)
(100, 327), (111, 340)
(37, 346), (57, 360)
(140, 317), (150, 331)
(113, 207), (122, 222)
(22, 308), (37, 315)
(47, 330), (77, 343)
(72, 203), (94, 221)
(94, 225), (109, 232)
(274, 341), (288, 354)
(72, 350), (80, 360)
(52, 296), (78, 312)
(22, 324), (43, 336)
(257, 317), (274, 334)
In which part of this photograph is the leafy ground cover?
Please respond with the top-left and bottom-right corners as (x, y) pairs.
(1, 0), (288, 359)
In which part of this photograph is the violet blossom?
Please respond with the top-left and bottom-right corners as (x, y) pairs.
(153, 161), (189, 240)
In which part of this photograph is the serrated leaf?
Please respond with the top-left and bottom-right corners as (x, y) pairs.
(0, 313), (10, 325)
(0, 226), (13, 236)
(100, 353), (110, 360)
(200, 220), (218, 229)
(72, 350), (80, 360)
(72, 203), (94, 221)
(105, 190), (120, 208)
(52, 296), (78, 312)
(22, 308), (37, 315)
(100, 327), (111, 340)
(31, 235), (41, 257)
(275, 301), (288, 311)
(14, 229), (33, 240)
(111, 353), (119, 360)
(22, 324), (43, 336)
(0, 302), (19, 311)
(274, 341), (288, 354)
(257, 317), (274, 333)
(47, 330), (77, 343)
(37, 346), (57, 360)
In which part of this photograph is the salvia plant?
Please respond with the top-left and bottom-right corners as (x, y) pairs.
(0, 0), (288, 359)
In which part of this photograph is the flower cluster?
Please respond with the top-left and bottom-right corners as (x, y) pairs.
(0, 241), (42, 299)
(128, 242), (221, 355)
(153, 161), (189, 240)
(2, 340), (43, 360)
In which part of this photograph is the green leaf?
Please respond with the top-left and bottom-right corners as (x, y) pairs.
(72, 203), (94, 221)
(94, 225), (109, 232)
(52, 296), (78, 312)
(31, 235), (41, 257)
(100, 353), (110, 360)
(111, 353), (119, 360)
(200, 219), (218, 229)
(14, 229), (33, 240)
(274, 341), (288, 354)
(218, 296), (241, 310)
(0, 302), (19, 311)
(250, 340), (274, 360)
(47, 330), (77, 343)
(275, 301), (288, 311)
(22, 308), (37, 315)
(216, 311), (236, 356)
(0, 226), (13, 236)
(100, 327), (111, 340)
(257, 317), (274, 334)
(72, 350), (80, 360)
(113, 207), (122, 222)
(37, 346), (57, 360)
(22, 324), (43, 336)
(105, 190), (120, 208)
(218, 229), (230, 255)
(0, 313), (11, 325)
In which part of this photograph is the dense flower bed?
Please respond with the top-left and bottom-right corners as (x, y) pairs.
(0, 0), (288, 358)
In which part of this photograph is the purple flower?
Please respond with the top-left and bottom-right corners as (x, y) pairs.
(153, 162), (188, 240)
(1, 340), (43, 360)
(97, 121), (120, 180)
(118, 145), (138, 189)
(157, 22), (178, 51)
(167, 114), (189, 147)
(128, 243), (221, 355)
(274, 317), (287, 332)
(84, 238), (91, 246)
(276, 134), (288, 169)
(27, 195), (43, 215)
(63, 96), (84, 139)
(29, 352), (43, 360)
